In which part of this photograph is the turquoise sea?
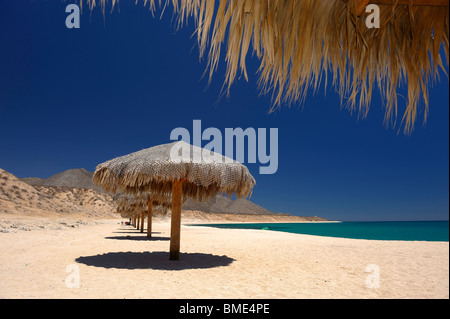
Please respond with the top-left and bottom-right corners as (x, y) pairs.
(193, 221), (449, 242)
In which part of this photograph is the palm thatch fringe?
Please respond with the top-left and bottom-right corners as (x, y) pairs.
(81, 0), (448, 134)
(118, 205), (167, 218)
(93, 141), (256, 201)
(115, 192), (174, 210)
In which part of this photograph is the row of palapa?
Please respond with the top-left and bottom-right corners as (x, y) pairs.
(93, 141), (256, 260)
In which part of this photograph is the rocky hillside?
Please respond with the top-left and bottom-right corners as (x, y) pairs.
(178, 210), (328, 222)
(20, 168), (279, 216)
(21, 168), (103, 192)
(35, 186), (116, 215)
(0, 168), (117, 218)
(183, 195), (275, 215)
(4, 167), (326, 221)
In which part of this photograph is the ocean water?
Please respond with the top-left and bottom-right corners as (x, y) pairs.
(194, 221), (449, 242)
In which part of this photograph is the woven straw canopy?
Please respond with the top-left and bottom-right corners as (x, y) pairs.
(83, 0), (448, 134)
(118, 206), (166, 218)
(94, 141), (255, 259)
(115, 193), (171, 217)
(93, 141), (256, 201)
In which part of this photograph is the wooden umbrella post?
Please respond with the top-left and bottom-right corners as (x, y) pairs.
(137, 214), (140, 230)
(147, 198), (152, 238)
(140, 211), (145, 233)
(170, 180), (182, 260)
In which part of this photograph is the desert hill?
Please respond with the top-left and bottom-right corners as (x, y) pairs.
(0, 168), (117, 218)
(1, 167), (326, 226)
(183, 196), (275, 215)
(21, 168), (103, 192)
(20, 168), (279, 216)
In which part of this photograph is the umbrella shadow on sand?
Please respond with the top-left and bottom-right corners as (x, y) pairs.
(105, 235), (170, 241)
(112, 231), (163, 234)
(75, 251), (235, 270)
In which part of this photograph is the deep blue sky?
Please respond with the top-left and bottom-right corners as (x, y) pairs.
(0, 1), (448, 221)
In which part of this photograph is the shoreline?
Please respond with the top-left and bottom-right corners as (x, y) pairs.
(0, 212), (333, 234)
(188, 220), (449, 243)
(185, 220), (342, 224)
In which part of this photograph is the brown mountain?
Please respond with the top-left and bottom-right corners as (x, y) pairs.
(15, 168), (328, 221)
(2, 168), (327, 223)
(183, 195), (275, 215)
(21, 168), (277, 215)
(21, 168), (103, 192)
(0, 168), (116, 217)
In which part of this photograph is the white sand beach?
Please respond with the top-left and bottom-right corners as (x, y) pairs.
(0, 216), (448, 299)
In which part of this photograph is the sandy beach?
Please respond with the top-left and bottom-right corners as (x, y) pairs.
(0, 216), (448, 299)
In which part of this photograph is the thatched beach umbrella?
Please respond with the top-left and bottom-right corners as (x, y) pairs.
(115, 192), (173, 237)
(117, 201), (168, 233)
(93, 141), (256, 260)
(84, 0), (448, 134)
